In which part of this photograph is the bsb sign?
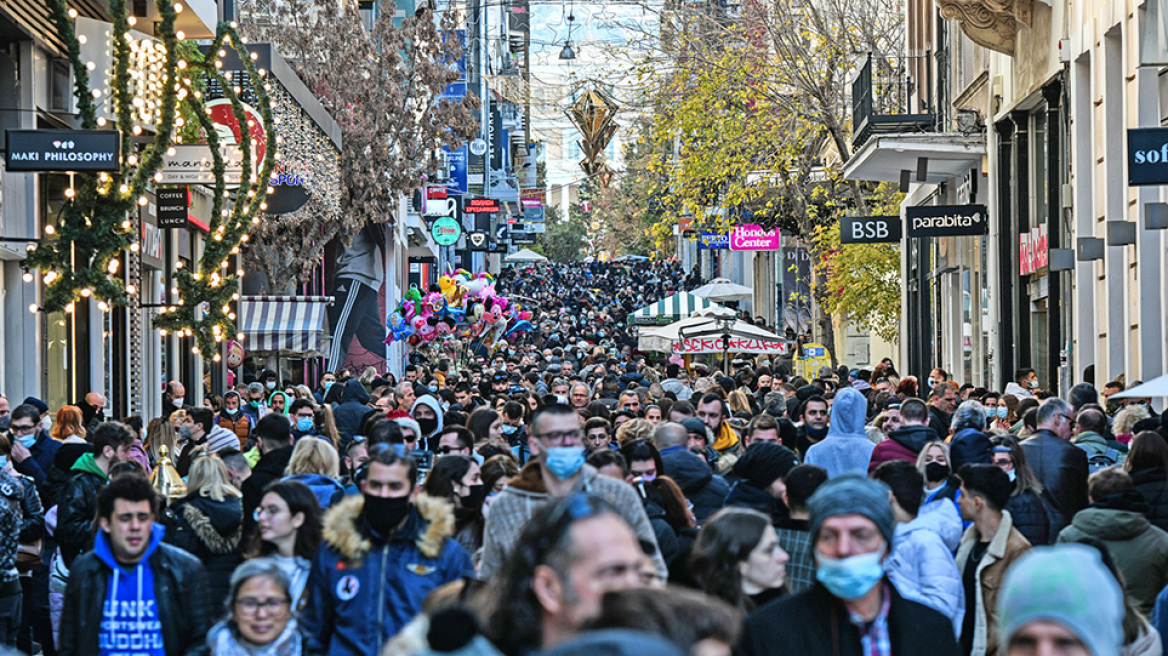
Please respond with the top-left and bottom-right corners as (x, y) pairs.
(840, 215), (901, 244)
(1128, 128), (1168, 185)
(905, 204), (988, 238)
(6, 129), (121, 172)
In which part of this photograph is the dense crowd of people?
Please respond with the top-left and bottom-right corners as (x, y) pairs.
(1, 260), (1167, 655)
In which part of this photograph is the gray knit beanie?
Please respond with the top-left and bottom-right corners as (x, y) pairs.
(807, 474), (895, 546)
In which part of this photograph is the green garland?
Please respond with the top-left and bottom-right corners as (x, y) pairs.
(26, 0), (181, 312)
(152, 23), (277, 361)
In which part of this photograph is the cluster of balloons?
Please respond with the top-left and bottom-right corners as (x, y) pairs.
(386, 270), (533, 349)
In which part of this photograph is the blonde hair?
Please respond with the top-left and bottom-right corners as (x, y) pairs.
(915, 441), (951, 472)
(316, 404), (341, 448)
(188, 448), (242, 501)
(170, 409), (189, 429)
(285, 437), (339, 478)
(51, 405), (86, 441)
(616, 418), (655, 448)
(727, 389), (752, 415)
(1114, 405), (1151, 436)
(293, 385), (314, 401)
(144, 418), (178, 463)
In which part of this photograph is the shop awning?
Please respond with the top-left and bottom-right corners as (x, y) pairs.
(627, 292), (731, 326)
(239, 296), (332, 356)
(638, 308), (793, 355)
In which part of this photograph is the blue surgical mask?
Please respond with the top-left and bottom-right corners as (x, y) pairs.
(984, 406), (996, 418)
(0, 455), (7, 470)
(544, 446), (585, 479)
(1006, 468), (1017, 482)
(926, 378), (936, 389)
(815, 550), (885, 600)
(501, 424), (519, 435)
(428, 385), (438, 393)
(996, 407), (1008, 419)
(16, 434), (37, 449)
(296, 417), (314, 433)
(323, 381), (334, 391)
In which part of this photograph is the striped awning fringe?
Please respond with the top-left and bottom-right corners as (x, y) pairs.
(239, 296), (332, 356)
(627, 292), (726, 326)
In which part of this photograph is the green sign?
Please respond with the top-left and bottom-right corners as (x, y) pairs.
(430, 216), (462, 246)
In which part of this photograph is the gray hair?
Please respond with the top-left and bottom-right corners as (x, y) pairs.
(950, 400), (987, 432)
(225, 558), (291, 617)
(1036, 397), (1074, 429)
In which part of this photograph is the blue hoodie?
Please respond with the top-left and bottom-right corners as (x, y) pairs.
(95, 523), (167, 656)
(804, 387), (876, 479)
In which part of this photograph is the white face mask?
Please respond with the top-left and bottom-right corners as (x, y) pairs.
(41, 415), (52, 434)
(173, 396), (184, 406)
(265, 381), (276, 390)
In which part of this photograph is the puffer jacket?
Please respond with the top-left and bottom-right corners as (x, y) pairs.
(56, 453), (108, 567)
(59, 524), (210, 656)
(1004, 489), (1057, 546)
(1131, 467), (1168, 533)
(163, 492), (243, 618)
(955, 510), (1033, 656)
(1057, 491), (1168, 616)
(804, 388), (875, 478)
(0, 472), (22, 591)
(867, 425), (939, 474)
(886, 516), (964, 637)
(285, 473), (345, 510)
(216, 410), (251, 446)
(301, 494), (472, 656)
(1021, 429), (1089, 533)
(659, 446), (728, 523)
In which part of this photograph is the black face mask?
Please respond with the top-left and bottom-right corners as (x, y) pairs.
(807, 425), (829, 442)
(925, 462), (951, 483)
(460, 484), (488, 511)
(363, 494), (411, 535)
(417, 416), (439, 436)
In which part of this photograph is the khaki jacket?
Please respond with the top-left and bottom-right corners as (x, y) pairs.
(955, 510), (1032, 656)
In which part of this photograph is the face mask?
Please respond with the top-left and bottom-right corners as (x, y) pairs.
(265, 381), (276, 390)
(40, 416), (52, 434)
(639, 473), (657, 483)
(1006, 468), (1017, 482)
(0, 456), (7, 470)
(225, 407), (238, 417)
(417, 416), (438, 436)
(501, 424), (519, 435)
(363, 494), (412, 534)
(807, 426), (829, 441)
(926, 378), (936, 389)
(815, 551), (885, 600)
(16, 434), (37, 448)
(296, 417), (314, 433)
(996, 407), (1008, 419)
(178, 425), (193, 440)
(323, 381), (334, 391)
(428, 385), (438, 393)
(0, 416), (9, 432)
(249, 400), (260, 408)
(461, 484), (488, 510)
(172, 397), (184, 407)
(984, 406), (996, 418)
(555, 395), (568, 405)
(925, 462), (950, 483)
(544, 446), (586, 479)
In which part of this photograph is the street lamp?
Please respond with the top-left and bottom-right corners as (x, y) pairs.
(559, 12), (576, 60)
(715, 315), (735, 375)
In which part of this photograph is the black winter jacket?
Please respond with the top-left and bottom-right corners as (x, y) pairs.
(241, 445), (294, 541)
(163, 493), (243, 617)
(724, 480), (788, 526)
(56, 468), (106, 567)
(59, 532), (210, 656)
(1005, 489), (1057, 546)
(741, 581), (960, 656)
(1131, 467), (1168, 533)
(660, 447), (728, 523)
(1021, 430), (1089, 533)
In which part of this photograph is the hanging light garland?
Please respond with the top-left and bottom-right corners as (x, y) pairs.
(152, 23), (277, 360)
(25, 0), (182, 313)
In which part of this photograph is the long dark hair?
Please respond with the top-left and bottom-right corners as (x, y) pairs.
(244, 480), (323, 560)
(688, 507), (772, 613)
(422, 455), (475, 501)
(1125, 431), (1168, 473)
(467, 408), (500, 444)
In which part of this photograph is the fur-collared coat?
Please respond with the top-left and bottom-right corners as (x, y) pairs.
(163, 492), (242, 619)
(301, 493), (472, 656)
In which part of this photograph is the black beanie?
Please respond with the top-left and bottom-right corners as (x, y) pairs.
(734, 442), (800, 490)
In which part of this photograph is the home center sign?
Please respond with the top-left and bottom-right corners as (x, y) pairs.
(431, 216), (462, 246)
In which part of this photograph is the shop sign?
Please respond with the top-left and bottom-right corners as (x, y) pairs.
(730, 224), (781, 251)
(265, 163), (311, 214)
(463, 198), (501, 214)
(1019, 224), (1049, 275)
(905, 204), (988, 238)
(512, 230), (536, 244)
(840, 215), (901, 244)
(672, 337), (789, 355)
(1128, 128), (1168, 185)
(425, 196), (458, 218)
(207, 99), (268, 172)
(678, 216), (696, 234)
(5, 129), (121, 172)
(157, 187), (189, 229)
(159, 144), (244, 184)
(468, 231), (489, 251)
(698, 232), (729, 250)
(430, 216), (462, 246)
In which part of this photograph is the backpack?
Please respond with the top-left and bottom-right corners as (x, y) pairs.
(1077, 443), (1121, 474)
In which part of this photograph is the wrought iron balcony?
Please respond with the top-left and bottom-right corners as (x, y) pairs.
(851, 53), (937, 149)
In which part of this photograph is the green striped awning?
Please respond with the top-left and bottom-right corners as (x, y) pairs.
(627, 292), (726, 326)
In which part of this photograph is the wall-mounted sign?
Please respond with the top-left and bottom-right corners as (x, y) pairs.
(678, 216), (696, 234)
(207, 98), (268, 172)
(264, 163), (310, 214)
(1128, 128), (1168, 185)
(5, 129), (121, 172)
(159, 144), (244, 184)
(468, 231), (489, 251)
(840, 215), (901, 244)
(1019, 224), (1049, 275)
(905, 204), (988, 238)
(698, 232), (729, 250)
(425, 196), (458, 218)
(463, 198), (501, 214)
(730, 224), (781, 251)
(431, 216), (462, 246)
(157, 187), (189, 229)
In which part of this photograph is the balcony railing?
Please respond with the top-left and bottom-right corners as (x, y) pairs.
(852, 53), (937, 148)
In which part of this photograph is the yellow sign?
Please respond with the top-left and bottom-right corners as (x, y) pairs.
(795, 342), (833, 380)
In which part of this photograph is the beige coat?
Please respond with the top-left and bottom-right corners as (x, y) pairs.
(954, 510), (1033, 656)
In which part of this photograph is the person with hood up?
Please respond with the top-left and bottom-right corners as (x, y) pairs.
(867, 398), (940, 474)
(804, 388), (875, 479)
(653, 422), (729, 523)
(59, 474), (210, 656)
(723, 442), (800, 526)
(411, 395), (445, 454)
(268, 390), (290, 416)
(333, 379), (374, 445)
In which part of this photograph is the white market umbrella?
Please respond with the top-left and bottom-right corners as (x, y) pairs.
(638, 308), (792, 355)
(691, 278), (754, 303)
(1111, 374), (1168, 398)
(504, 248), (548, 263)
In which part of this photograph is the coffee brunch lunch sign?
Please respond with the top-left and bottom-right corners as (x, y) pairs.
(6, 130), (121, 172)
(730, 224), (781, 251)
(905, 204), (988, 238)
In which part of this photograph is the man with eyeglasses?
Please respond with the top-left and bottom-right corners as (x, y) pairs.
(9, 404), (59, 501)
(60, 474), (210, 656)
(1020, 397), (1089, 534)
(479, 404), (666, 581)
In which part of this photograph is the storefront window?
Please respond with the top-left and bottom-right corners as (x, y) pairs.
(41, 174), (73, 408)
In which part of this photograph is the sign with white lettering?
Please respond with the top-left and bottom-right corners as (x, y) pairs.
(905, 204), (988, 238)
(840, 215), (901, 244)
(672, 337), (789, 355)
(1128, 128), (1168, 185)
(5, 130), (121, 172)
(1019, 224), (1049, 275)
(157, 187), (189, 229)
(730, 224), (781, 251)
(698, 232), (730, 250)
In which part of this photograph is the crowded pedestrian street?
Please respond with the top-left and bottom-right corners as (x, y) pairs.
(2, 0), (1168, 649)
